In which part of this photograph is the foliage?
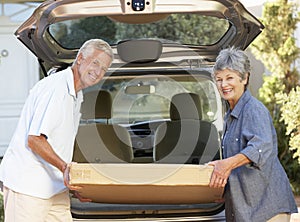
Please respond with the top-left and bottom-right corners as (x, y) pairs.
(251, 0), (299, 77)
(55, 17), (117, 48)
(0, 194), (3, 222)
(278, 87), (300, 194)
(277, 87), (300, 163)
(250, 0), (300, 193)
(114, 14), (227, 45)
(52, 14), (228, 48)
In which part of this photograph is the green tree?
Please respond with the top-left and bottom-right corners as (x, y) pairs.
(250, 0), (300, 193)
(56, 16), (117, 48)
(53, 14), (228, 48)
(114, 14), (227, 45)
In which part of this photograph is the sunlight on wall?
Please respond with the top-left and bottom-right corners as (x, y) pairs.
(0, 3), (40, 23)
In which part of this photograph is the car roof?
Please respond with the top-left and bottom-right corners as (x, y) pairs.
(15, 0), (264, 69)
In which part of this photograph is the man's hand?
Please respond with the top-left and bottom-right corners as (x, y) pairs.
(63, 163), (92, 202)
(71, 191), (92, 202)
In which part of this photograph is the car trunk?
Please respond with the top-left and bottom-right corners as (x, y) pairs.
(70, 68), (225, 219)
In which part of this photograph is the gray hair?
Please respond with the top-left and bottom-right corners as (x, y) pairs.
(75, 39), (114, 66)
(212, 47), (251, 86)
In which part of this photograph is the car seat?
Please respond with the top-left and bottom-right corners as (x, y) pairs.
(153, 92), (220, 164)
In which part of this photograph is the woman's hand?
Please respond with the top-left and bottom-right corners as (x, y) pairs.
(208, 159), (232, 188)
(208, 153), (251, 188)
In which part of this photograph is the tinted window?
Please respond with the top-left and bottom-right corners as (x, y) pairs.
(85, 75), (220, 124)
(49, 14), (229, 48)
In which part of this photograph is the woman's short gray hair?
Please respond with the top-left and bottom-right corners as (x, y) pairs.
(75, 39), (114, 66)
(212, 47), (251, 82)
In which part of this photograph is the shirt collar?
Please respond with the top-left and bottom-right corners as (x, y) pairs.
(65, 67), (83, 99)
(65, 67), (84, 103)
(65, 67), (75, 97)
(229, 89), (252, 119)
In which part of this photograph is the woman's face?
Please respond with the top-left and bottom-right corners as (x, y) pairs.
(214, 68), (248, 109)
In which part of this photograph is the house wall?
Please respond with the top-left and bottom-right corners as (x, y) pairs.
(241, 1), (266, 97)
(0, 16), (39, 156)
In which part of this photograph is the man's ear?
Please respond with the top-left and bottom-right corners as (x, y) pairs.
(76, 53), (83, 65)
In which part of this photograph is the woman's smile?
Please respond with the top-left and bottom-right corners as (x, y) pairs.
(215, 69), (248, 109)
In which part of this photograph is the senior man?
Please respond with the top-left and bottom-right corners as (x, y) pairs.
(0, 39), (113, 222)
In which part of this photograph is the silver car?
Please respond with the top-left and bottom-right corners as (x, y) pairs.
(15, 0), (264, 221)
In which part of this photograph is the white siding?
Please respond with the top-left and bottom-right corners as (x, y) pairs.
(0, 16), (39, 156)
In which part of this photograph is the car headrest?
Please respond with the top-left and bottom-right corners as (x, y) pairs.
(169, 92), (202, 121)
(117, 39), (162, 63)
(81, 90), (112, 119)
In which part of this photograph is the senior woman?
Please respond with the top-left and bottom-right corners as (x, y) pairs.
(209, 47), (297, 222)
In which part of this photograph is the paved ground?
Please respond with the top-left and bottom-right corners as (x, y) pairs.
(291, 211), (300, 221)
(291, 196), (300, 222)
(295, 196), (300, 207)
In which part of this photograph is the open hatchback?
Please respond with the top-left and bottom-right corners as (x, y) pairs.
(15, 0), (264, 220)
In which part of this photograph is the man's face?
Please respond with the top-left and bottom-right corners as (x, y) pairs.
(77, 49), (112, 89)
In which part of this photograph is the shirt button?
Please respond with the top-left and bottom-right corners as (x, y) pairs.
(258, 149), (262, 153)
(235, 138), (239, 141)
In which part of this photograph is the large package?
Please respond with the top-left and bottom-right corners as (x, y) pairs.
(69, 163), (224, 204)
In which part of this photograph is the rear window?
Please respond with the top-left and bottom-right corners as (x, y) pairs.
(49, 14), (229, 48)
(84, 74), (221, 124)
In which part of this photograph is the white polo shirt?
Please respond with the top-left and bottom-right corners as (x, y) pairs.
(0, 67), (83, 199)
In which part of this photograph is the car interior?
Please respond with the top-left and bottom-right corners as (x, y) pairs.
(74, 90), (221, 164)
(74, 90), (134, 163)
(73, 73), (222, 165)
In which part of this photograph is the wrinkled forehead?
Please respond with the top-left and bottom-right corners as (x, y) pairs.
(214, 68), (242, 78)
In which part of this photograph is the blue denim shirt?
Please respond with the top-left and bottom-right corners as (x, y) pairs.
(222, 90), (297, 222)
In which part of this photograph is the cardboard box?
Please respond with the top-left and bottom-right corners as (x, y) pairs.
(69, 163), (224, 204)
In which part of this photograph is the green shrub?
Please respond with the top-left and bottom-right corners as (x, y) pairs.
(250, 0), (300, 194)
(0, 193), (3, 222)
(277, 87), (300, 163)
